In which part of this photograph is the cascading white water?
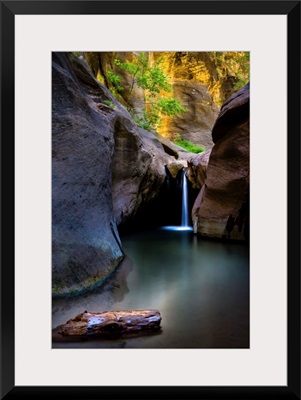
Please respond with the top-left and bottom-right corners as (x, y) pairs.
(181, 170), (189, 227)
(161, 168), (192, 232)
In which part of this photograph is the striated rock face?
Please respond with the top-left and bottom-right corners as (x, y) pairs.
(85, 51), (145, 114)
(52, 52), (177, 295)
(83, 53), (179, 229)
(153, 51), (240, 147)
(160, 81), (218, 149)
(84, 51), (249, 150)
(52, 52), (126, 297)
(192, 84), (249, 241)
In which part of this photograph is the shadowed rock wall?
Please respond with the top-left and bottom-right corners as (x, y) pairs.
(192, 83), (249, 241)
(52, 53), (177, 295)
(52, 53), (127, 296)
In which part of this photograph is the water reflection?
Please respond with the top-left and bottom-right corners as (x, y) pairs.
(52, 255), (133, 329)
(160, 226), (193, 231)
(52, 228), (249, 348)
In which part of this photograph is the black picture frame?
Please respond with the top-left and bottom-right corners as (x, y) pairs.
(1, 1), (300, 399)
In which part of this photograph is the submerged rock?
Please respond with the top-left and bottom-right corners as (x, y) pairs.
(192, 83), (249, 241)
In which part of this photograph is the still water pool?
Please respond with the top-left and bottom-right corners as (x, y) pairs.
(52, 228), (249, 348)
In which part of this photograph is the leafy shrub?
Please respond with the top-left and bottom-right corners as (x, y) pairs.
(103, 99), (116, 108)
(107, 71), (123, 98)
(173, 136), (205, 154)
(107, 52), (187, 131)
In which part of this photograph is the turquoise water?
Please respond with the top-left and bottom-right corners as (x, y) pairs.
(52, 228), (249, 348)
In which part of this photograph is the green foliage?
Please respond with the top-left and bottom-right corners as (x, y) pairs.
(107, 52), (187, 131)
(211, 51), (250, 92)
(107, 70), (123, 98)
(173, 135), (205, 154)
(132, 110), (155, 131)
(72, 52), (82, 58)
(130, 99), (187, 131)
(103, 99), (116, 108)
(114, 53), (171, 95)
(156, 98), (187, 116)
(232, 52), (250, 90)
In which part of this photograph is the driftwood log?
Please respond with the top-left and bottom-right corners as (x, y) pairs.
(56, 309), (162, 337)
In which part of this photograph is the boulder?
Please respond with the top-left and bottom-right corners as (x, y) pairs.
(166, 160), (185, 179)
(192, 84), (249, 241)
(157, 134), (193, 162)
(186, 149), (212, 189)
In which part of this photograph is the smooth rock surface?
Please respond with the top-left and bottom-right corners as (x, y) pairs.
(166, 81), (218, 149)
(53, 53), (177, 296)
(192, 84), (249, 241)
(52, 52), (125, 297)
(111, 119), (172, 228)
(186, 149), (212, 189)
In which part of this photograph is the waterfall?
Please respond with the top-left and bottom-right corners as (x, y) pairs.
(181, 170), (189, 227)
(160, 168), (192, 232)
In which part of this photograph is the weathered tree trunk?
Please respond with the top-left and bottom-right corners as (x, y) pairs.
(56, 310), (162, 337)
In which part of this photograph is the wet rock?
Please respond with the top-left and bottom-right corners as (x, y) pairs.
(55, 309), (162, 337)
(166, 161), (185, 179)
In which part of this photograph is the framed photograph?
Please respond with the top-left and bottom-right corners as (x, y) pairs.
(2, 1), (300, 399)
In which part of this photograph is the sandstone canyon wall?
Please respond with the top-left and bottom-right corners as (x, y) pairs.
(84, 52), (248, 150)
(192, 83), (250, 241)
(52, 52), (178, 296)
(52, 52), (249, 297)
